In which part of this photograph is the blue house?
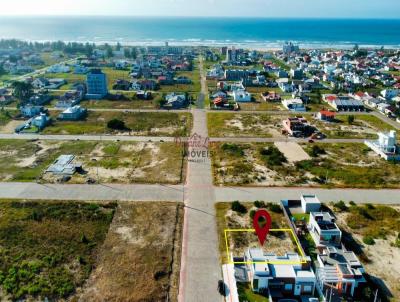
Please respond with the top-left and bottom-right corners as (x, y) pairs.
(20, 105), (45, 118)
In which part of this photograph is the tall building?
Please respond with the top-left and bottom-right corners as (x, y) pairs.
(283, 42), (300, 55)
(226, 47), (237, 62)
(86, 69), (108, 99)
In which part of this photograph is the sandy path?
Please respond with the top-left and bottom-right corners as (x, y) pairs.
(274, 142), (311, 162)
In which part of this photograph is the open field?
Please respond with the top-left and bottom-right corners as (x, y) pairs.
(0, 110), (20, 133)
(328, 203), (400, 301)
(210, 142), (400, 188)
(207, 112), (286, 138)
(313, 114), (399, 139)
(43, 111), (192, 137)
(0, 139), (186, 184)
(77, 202), (184, 302)
(215, 202), (293, 264)
(238, 101), (284, 111)
(207, 112), (398, 139)
(80, 99), (158, 109)
(0, 199), (116, 301)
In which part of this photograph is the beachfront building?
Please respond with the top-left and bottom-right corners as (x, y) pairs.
(86, 69), (108, 99)
(245, 248), (316, 298)
(365, 130), (400, 161)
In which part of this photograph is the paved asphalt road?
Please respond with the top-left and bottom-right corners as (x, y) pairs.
(1, 182), (400, 204)
(0, 133), (366, 144)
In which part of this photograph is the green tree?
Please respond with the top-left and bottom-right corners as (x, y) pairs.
(347, 115), (355, 125)
(107, 118), (126, 130)
(11, 81), (33, 101)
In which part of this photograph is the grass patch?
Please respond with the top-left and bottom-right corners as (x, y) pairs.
(345, 204), (400, 240)
(76, 202), (184, 302)
(313, 114), (399, 139)
(237, 282), (269, 302)
(0, 200), (116, 301)
(44, 111), (192, 136)
(0, 140), (186, 184)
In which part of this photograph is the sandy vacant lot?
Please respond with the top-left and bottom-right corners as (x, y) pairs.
(76, 202), (184, 302)
(274, 142), (311, 163)
(332, 205), (400, 301)
(0, 120), (23, 134)
(0, 139), (186, 184)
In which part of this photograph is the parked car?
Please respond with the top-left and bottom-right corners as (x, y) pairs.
(217, 280), (226, 296)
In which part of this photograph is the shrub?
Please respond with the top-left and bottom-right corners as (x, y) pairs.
(107, 118), (126, 130)
(310, 145), (326, 157)
(249, 210), (256, 220)
(254, 200), (265, 208)
(363, 235), (375, 245)
(231, 201), (247, 214)
(347, 115), (355, 124)
(349, 201), (356, 206)
(267, 203), (282, 213)
(260, 146), (287, 166)
(333, 200), (348, 211)
(221, 143), (244, 156)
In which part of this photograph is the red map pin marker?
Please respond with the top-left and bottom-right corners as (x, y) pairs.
(253, 209), (272, 246)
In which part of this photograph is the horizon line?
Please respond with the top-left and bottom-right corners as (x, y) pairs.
(1, 15), (400, 20)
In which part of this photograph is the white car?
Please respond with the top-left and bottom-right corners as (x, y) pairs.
(396, 117), (400, 124)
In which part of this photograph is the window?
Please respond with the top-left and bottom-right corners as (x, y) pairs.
(253, 279), (259, 290)
(303, 285), (312, 293)
(284, 284), (293, 291)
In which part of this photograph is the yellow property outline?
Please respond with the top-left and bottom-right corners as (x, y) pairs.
(224, 228), (308, 265)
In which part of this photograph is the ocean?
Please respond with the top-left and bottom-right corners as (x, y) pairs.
(1, 16), (400, 49)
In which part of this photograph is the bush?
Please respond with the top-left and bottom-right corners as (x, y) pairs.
(107, 118), (126, 130)
(310, 145), (326, 157)
(249, 209), (256, 220)
(254, 200), (265, 208)
(363, 235), (375, 245)
(231, 201), (247, 214)
(267, 203), (282, 213)
(333, 200), (348, 211)
(347, 115), (355, 124)
(260, 146), (287, 166)
(221, 143), (244, 156)
(349, 201), (356, 206)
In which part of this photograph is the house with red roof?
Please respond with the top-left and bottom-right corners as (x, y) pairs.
(317, 110), (336, 122)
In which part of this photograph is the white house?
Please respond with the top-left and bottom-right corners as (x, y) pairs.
(47, 64), (70, 73)
(245, 248), (316, 298)
(381, 89), (399, 100)
(365, 130), (400, 161)
(282, 98), (306, 112)
(232, 89), (251, 102)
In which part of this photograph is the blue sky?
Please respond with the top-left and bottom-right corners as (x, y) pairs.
(1, 0), (400, 18)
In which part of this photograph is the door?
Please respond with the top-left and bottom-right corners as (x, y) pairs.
(294, 284), (301, 295)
